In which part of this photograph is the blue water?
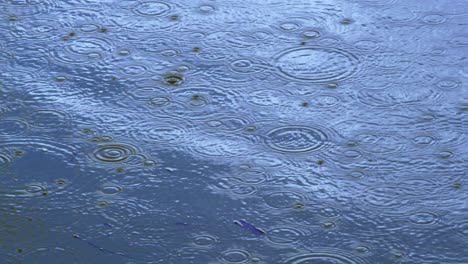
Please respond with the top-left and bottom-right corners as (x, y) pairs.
(0, 0), (467, 263)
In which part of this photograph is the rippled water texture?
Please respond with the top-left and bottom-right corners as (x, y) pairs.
(1, 0), (467, 263)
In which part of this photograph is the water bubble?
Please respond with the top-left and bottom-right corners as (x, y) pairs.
(175, 64), (193, 73)
(118, 49), (131, 56)
(393, 251), (406, 260)
(192, 234), (217, 247)
(438, 151), (453, 159)
(101, 185), (123, 195)
(25, 184), (47, 195)
(251, 257), (262, 263)
(302, 30), (321, 39)
(54, 76), (68, 82)
(199, 5), (215, 13)
(55, 180), (67, 187)
(345, 140), (359, 147)
(161, 48), (180, 57)
(86, 52), (101, 59)
(97, 200), (110, 207)
(293, 203), (305, 209)
(163, 74), (185, 86)
(340, 18), (354, 25)
(321, 221), (336, 229)
(206, 120), (222, 128)
(354, 245), (371, 254)
(143, 159), (157, 167)
(280, 22), (300, 31)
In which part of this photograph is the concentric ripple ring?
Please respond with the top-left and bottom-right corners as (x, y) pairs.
(92, 144), (138, 163)
(274, 46), (359, 82)
(265, 126), (328, 153)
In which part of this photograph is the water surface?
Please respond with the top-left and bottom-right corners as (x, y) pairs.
(0, 0), (467, 263)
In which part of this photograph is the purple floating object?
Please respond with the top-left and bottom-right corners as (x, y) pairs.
(234, 219), (266, 236)
(73, 234), (134, 259)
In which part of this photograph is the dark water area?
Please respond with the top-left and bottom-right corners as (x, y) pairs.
(0, 0), (467, 263)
